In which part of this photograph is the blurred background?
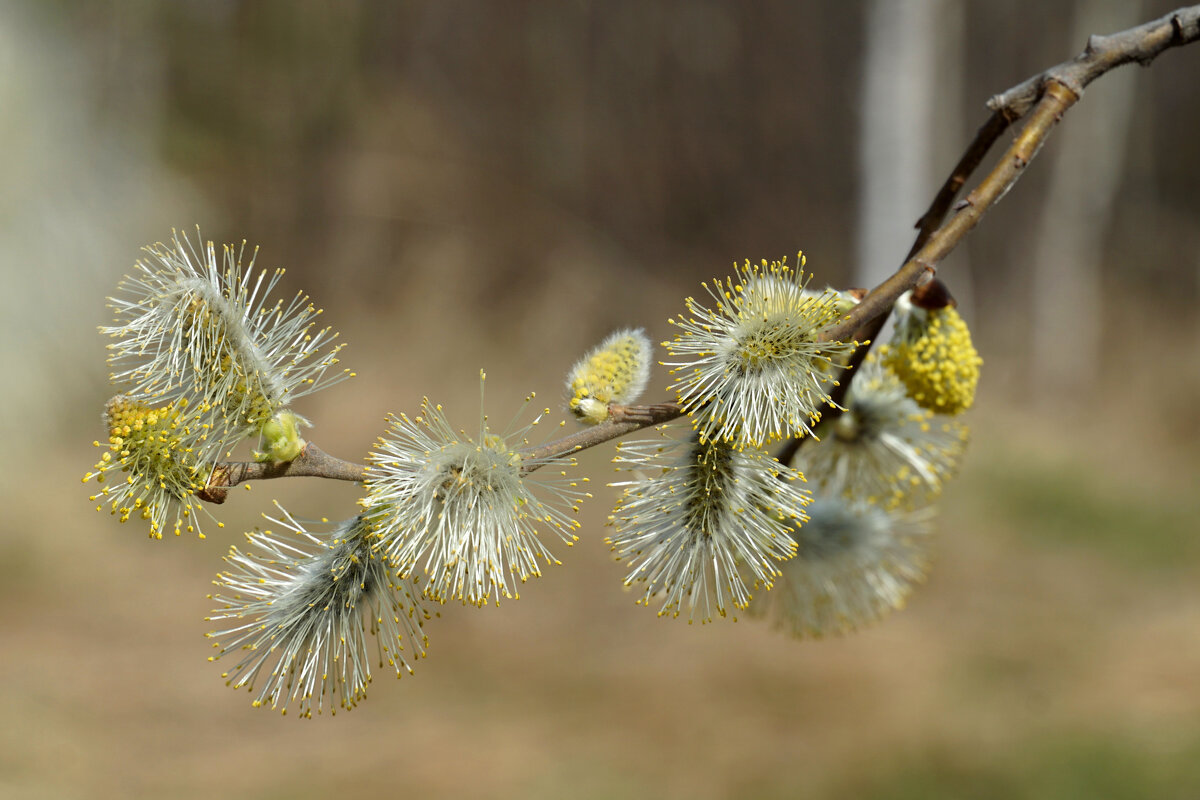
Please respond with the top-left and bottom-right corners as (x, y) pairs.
(4, 0), (1200, 797)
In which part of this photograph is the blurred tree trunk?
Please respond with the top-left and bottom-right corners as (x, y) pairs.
(856, 0), (939, 290)
(858, 0), (976, 323)
(1030, 0), (1140, 398)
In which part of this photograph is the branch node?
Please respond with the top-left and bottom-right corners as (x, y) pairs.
(198, 465), (231, 505)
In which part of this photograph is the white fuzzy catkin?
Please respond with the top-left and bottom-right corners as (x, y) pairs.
(608, 432), (812, 623)
(207, 506), (429, 717)
(797, 360), (968, 509)
(103, 227), (352, 457)
(365, 373), (590, 607)
(746, 496), (933, 638)
(665, 255), (859, 448)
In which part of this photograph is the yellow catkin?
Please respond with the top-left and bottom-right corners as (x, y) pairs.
(83, 396), (208, 538)
(883, 306), (981, 415)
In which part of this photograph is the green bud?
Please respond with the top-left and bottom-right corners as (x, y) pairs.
(255, 410), (311, 463)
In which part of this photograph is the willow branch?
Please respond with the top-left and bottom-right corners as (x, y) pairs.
(198, 6), (1200, 497)
(779, 9), (1200, 464)
(781, 81), (1078, 465)
(198, 404), (686, 500)
(817, 74), (1072, 344)
(199, 443), (367, 502)
(832, 4), (1200, 345)
(909, 111), (1015, 259)
(519, 403), (684, 471)
(908, 6), (1200, 264)
(990, 5), (1200, 117)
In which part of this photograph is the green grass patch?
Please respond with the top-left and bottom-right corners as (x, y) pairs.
(967, 456), (1200, 569)
(843, 730), (1200, 800)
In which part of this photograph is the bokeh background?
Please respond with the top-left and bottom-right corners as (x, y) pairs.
(4, 1), (1200, 798)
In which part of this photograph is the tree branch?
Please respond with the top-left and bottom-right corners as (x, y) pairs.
(519, 403), (684, 470)
(198, 443), (367, 502)
(908, 111), (1016, 259)
(776, 8), (1200, 464)
(826, 4), (1200, 346)
(198, 404), (687, 498)
(818, 81), (1078, 344)
(196, 6), (1200, 495)
(774, 81), (1077, 470)
(988, 5), (1200, 117)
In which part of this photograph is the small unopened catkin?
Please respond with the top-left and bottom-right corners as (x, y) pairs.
(566, 328), (653, 424)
